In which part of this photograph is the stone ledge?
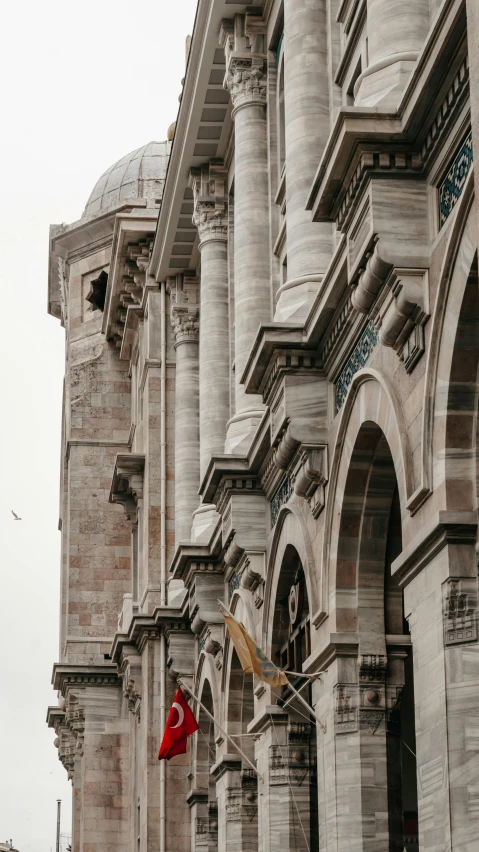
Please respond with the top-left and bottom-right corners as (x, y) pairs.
(391, 510), (477, 587)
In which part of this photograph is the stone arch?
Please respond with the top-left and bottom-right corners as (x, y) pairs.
(192, 658), (219, 844)
(411, 171), (477, 512)
(322, 369), (412, 624)
(222, 591), (256, 760)
(219, 590), (259, 852)
(263, 503), (318, 655)
(322, 420), (418, 851)
(261, 506), (319, 852)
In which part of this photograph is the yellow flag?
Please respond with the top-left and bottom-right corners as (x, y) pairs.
(220, 606), (288, 689)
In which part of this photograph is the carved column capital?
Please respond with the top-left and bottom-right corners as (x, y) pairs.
(225, 54), (267, 113)
(220, 16), (267, 114)
(167, 272), (200, 346)
(189, 162), (228, 246)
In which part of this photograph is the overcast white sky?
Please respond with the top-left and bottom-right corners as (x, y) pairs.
(0, 2), (198, 849)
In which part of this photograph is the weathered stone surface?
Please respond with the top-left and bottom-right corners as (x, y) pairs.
(47, 4), (479, 852)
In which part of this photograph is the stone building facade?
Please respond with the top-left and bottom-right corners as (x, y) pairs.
(47, 1), (479, 851)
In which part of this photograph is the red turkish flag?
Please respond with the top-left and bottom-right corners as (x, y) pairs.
(158, 687), (199, 761)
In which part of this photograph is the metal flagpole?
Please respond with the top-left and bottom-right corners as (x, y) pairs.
(177, 678), (262, 779)
(284, 681), (327, 734)
(217, 598), (327, 732)
(55, 800), (61, 852)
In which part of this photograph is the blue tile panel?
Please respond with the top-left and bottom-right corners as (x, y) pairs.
(336, 321), (379, 412)
(271, 475), (293, 527)
(439, 130), (473, 227)
(228, 571), (240, 600)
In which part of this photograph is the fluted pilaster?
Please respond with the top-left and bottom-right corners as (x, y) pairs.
(190, 162), (231, 481)
(168, 273), (200, 544)
(221, 17), (269, 455)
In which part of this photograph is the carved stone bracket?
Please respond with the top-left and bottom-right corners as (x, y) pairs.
(375, 267), (429, 373)
(351, 239), (429, 373)
(291, 444), (329, 519)
(109, 453), (145, 522)
(273, 423), (329, 519)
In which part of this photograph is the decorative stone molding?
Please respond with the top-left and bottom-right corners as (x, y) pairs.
(334, 684), (358, 734)
(65, 693), (85, 757)
(443, 577), (478, 646)
(195, 802), (218, 850)
(118, 648), (142, 716)
(124, 677), (142, 715)
(269, 723), (315, 787)
(359, 654), (388, 683)
(167, 272), (199, 345)
(189, 161), (228, 246)
(109, 453), (145, 522)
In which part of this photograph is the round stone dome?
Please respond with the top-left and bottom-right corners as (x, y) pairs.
(82, 141), (170, 219)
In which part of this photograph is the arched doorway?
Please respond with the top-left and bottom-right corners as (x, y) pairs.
(267, 542), (319, 852)
(333, 423), (418, 851)
(219, 646), (257, 852)
(194, 679), (218, 852)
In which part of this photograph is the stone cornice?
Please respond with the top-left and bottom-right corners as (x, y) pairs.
(391, 510), (477, 588)
(46, 706), (66, 729)
(247, 706), (289, 735)
(302, 633), (360, 673)
(52, 664), (120, 695)
(210, 753), (242, 780)
(199, 410), (271, 505)
(186, 789), (209, 808)
(110, 606), (191, 663)
(170, 536), (222, 583)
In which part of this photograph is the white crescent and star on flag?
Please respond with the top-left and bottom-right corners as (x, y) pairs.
(170, 702), (184, 728)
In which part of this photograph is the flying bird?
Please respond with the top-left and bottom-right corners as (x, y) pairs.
(11, 510), (22, 520)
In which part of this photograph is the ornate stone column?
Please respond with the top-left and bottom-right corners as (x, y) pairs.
(168, 273), (200, 544)
(275, 0), (332, 323)
(355, 0), (429, 106)
(222, 18), (270, 455)
(190, 163), (231, 480)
